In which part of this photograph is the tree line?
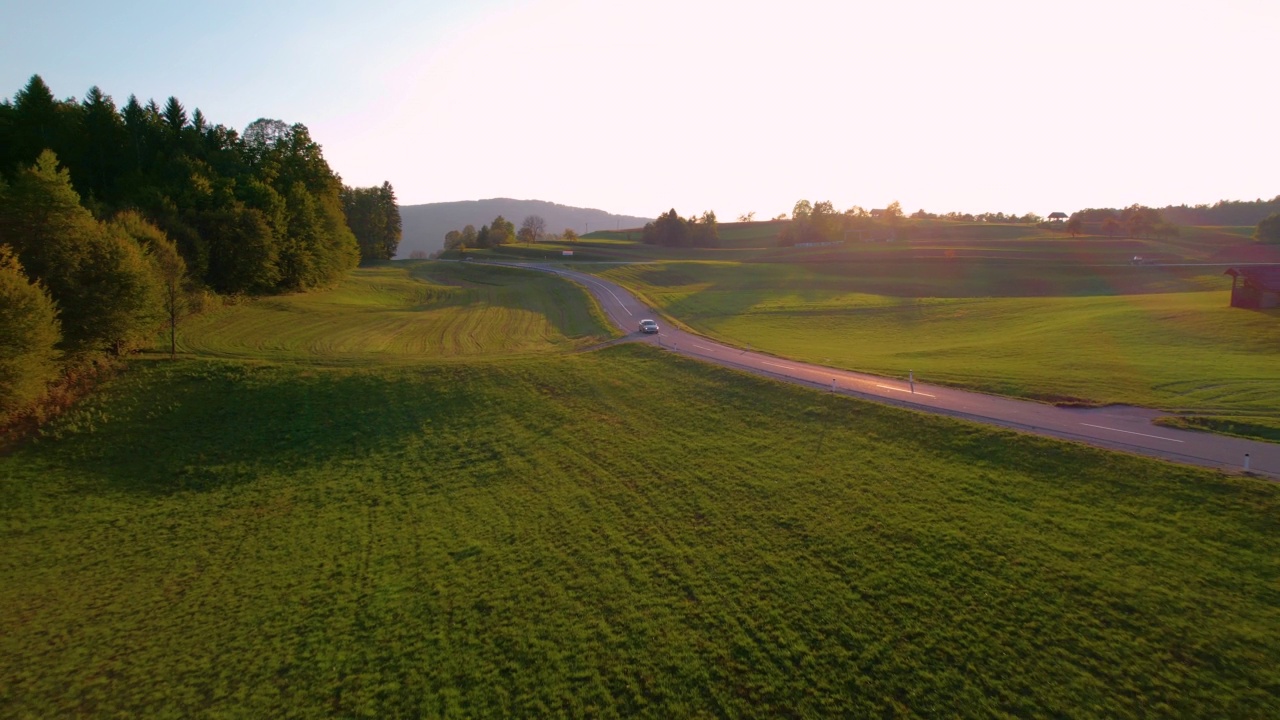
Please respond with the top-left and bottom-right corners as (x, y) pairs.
(442, 214), (577, 252)
(1067, 201), (1279, 243)
(907, 208), (1044, 223)
(1159, 197), (1280, 227)
(778, 200), (915, 245)
(0, 74), (400, 425)
(642, 209), (719, 247)
(1063, 206), (1179, 239)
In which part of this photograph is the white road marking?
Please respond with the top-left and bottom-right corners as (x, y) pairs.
(761, 361), (798, 371)
(875, 384), (936, 398)
(692, 343), (715, 351)
(568, 273), (631, 316)
(1079, 423), (1183, 443)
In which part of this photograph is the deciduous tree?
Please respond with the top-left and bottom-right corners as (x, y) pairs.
(519, 214), (546, 244)
(0, 150), (159, 351)
(111, 211), (187, 358)
(0, 246), (60, 415)
(487, 215), (515, 245)
(1065, 216), (1083, 237)
(1255, 213), (1280, 243)
(1101, 216), (1120, 238)
(642, 209), (689, 247)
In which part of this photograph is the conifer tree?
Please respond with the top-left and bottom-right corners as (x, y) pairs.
(342, 181), (402, 262)
(162, 96), (187, 136)
(8, 75), (62, 168)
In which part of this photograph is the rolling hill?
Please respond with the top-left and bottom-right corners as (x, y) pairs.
(398, 198), (652, 258)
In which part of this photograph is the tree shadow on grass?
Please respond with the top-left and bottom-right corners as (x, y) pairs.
(35, 360), (483, 496)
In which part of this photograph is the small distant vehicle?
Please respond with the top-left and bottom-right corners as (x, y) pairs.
(639, 319), (660, 334)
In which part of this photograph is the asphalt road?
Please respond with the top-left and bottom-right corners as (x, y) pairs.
(498, 261), (1279, 479)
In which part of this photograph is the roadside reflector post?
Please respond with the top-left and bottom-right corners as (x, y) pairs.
(831, 378), (836, 392)
(909, 370), (915, 394)
(1244, 453), (1251, 471)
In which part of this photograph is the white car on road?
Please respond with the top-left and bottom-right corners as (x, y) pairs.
(639, 319), (660, 334)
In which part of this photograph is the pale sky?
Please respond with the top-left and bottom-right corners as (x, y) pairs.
(4, 0), (1276, 219)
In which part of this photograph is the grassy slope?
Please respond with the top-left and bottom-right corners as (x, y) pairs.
(597, 260), (1280, 418)
(173, 261), (614, 365)
(3, 346), (1278, 718)
(3, 260), (1279, 717)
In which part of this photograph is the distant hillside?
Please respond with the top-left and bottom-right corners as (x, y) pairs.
(398, 199), (652, 257)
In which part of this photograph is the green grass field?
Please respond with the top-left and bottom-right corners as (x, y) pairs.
(3, 260), (1279, 717)
(596, 259), (1280, 426)
(5, 347), (1280, 718)
(172, 261), (615, 364)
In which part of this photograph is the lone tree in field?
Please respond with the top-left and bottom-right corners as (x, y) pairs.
(1256, 213), (1280, 244)
(561, 228), (579, 243)
(519, 215), (545, 244)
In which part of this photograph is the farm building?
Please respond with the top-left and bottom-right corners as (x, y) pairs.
(1225, 267), (1280, 309)
(1047, 212), (1068, 223)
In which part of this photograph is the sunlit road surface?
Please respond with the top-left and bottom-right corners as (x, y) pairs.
(497, 261), (1279, 479)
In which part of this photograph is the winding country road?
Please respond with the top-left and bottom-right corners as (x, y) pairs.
(499, 261), (1280, 479)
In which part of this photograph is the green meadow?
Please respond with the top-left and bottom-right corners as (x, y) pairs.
(3, 261), (1279, 717)
(174, 261), (615, 365)
(596, 256), (1280, 428)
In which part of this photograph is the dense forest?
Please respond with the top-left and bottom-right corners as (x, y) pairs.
(0, 75), (400, 427)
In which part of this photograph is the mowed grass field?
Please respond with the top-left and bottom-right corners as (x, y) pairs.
(3, 261), (1279, 717)
(597, 259), (1280, 425)
(173, 260), (614, 364)
(5, 348), (1280, 717)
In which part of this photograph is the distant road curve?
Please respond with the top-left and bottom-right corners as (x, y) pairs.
(481, 260), (1279, 479)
